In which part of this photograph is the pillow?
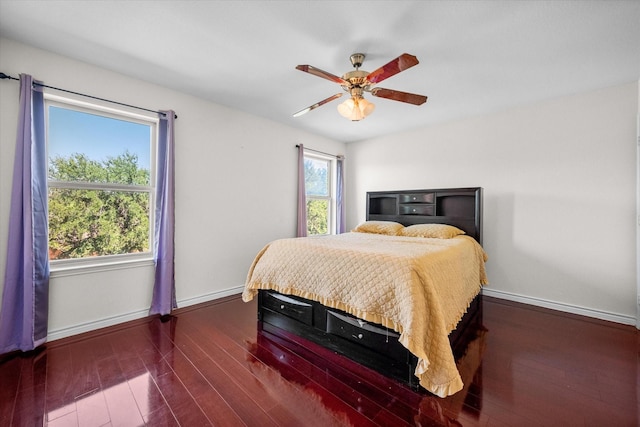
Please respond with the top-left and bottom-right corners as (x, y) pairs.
(399, 223), (465, 239)
(352, 221), (404, 236)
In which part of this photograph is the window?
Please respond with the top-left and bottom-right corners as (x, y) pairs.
(304, 154), (336, 235)
(45, 96), (157, 268)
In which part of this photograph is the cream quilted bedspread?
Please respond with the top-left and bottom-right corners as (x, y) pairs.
(242, 232), (488, 397)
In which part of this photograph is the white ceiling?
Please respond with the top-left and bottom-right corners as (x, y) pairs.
(1, 1), (639, 143)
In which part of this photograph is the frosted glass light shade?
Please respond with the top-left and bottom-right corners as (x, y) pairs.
(337, 97), (375, 121)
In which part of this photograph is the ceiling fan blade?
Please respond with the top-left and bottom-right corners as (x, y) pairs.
(366, 53), (419, 85)
(293, 93), (344, 117)
(296, 65), (349, 85)
(371, 88), (428, 105)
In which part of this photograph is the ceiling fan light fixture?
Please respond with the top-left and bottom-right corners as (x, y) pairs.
(337, 96), (375, 121)
(295, 52), (424, 120)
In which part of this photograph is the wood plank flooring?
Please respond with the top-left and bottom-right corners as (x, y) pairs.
(0, 295), (637, 426)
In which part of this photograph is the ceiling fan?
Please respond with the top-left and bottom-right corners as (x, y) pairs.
(293, 53), (428, 121)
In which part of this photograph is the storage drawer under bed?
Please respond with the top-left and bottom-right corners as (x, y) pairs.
(325, 309), (408, 363)
(261, 291), (313, 326)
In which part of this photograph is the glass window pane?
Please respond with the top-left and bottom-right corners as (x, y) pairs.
(304, 157), (329, 197)
(306, 199), (329, 235)
(48, 106), (151, 185)
(48, 188), (150, 260)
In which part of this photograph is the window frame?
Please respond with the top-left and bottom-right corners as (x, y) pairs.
(304, 152), (338, 235)
(44, 94), (158, 274)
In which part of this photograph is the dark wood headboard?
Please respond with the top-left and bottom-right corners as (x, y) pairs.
(366, 187), (483, 244)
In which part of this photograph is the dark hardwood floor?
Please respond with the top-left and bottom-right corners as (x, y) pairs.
(1, 294), (637, 426)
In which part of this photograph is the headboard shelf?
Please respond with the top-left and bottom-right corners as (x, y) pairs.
(366, 187), (483, 244)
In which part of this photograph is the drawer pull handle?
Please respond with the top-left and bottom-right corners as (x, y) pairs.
(280, 305), (285, 310)
(352, 333), (364, 340)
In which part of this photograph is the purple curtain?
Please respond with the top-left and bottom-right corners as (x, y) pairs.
(149, 110), (176, 316)
(0, 74), (49, 354)
(336, 155), (346, 234)
(296, 144), (307, 237)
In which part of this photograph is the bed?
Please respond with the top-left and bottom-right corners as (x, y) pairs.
(242, 187), (487, 397)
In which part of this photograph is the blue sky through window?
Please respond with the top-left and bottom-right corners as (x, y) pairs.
(48, 106), (151, 170)
(305, 157), (329, 197)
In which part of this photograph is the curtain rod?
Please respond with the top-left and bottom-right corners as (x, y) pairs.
(0, 72), (177, 119)
(296, 144), (343, 159)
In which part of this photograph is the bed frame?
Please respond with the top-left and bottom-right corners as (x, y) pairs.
(257, 187), (483, 389)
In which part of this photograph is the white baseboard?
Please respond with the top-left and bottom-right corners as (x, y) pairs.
(177, 285), (244, 308)
(47, 309), (150, 342)
(47, 286), (637, 342)
(47, 285), (245, 342)
(481, 288), (637, 327)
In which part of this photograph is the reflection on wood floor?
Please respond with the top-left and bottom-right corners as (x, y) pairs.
(250, 319), (487, 427)
(0, 295), (637, 426)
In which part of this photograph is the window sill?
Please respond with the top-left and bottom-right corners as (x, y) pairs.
(50, 257), (154, 278)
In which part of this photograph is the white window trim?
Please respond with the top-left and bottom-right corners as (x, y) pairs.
(45, 94), (158, 273)
(50, 255), (154, 278)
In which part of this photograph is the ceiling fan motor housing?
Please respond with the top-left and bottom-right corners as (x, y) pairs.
(343, 53), (370, 91)
(341, 70), (370, 91)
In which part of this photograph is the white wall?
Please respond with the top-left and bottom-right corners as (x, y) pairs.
(0, 38), (345, 339)
(346, 82), (639, 324)
(1, 36), (636, 341)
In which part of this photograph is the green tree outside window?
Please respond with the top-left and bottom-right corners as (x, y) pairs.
(48, 152), (150, 260)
